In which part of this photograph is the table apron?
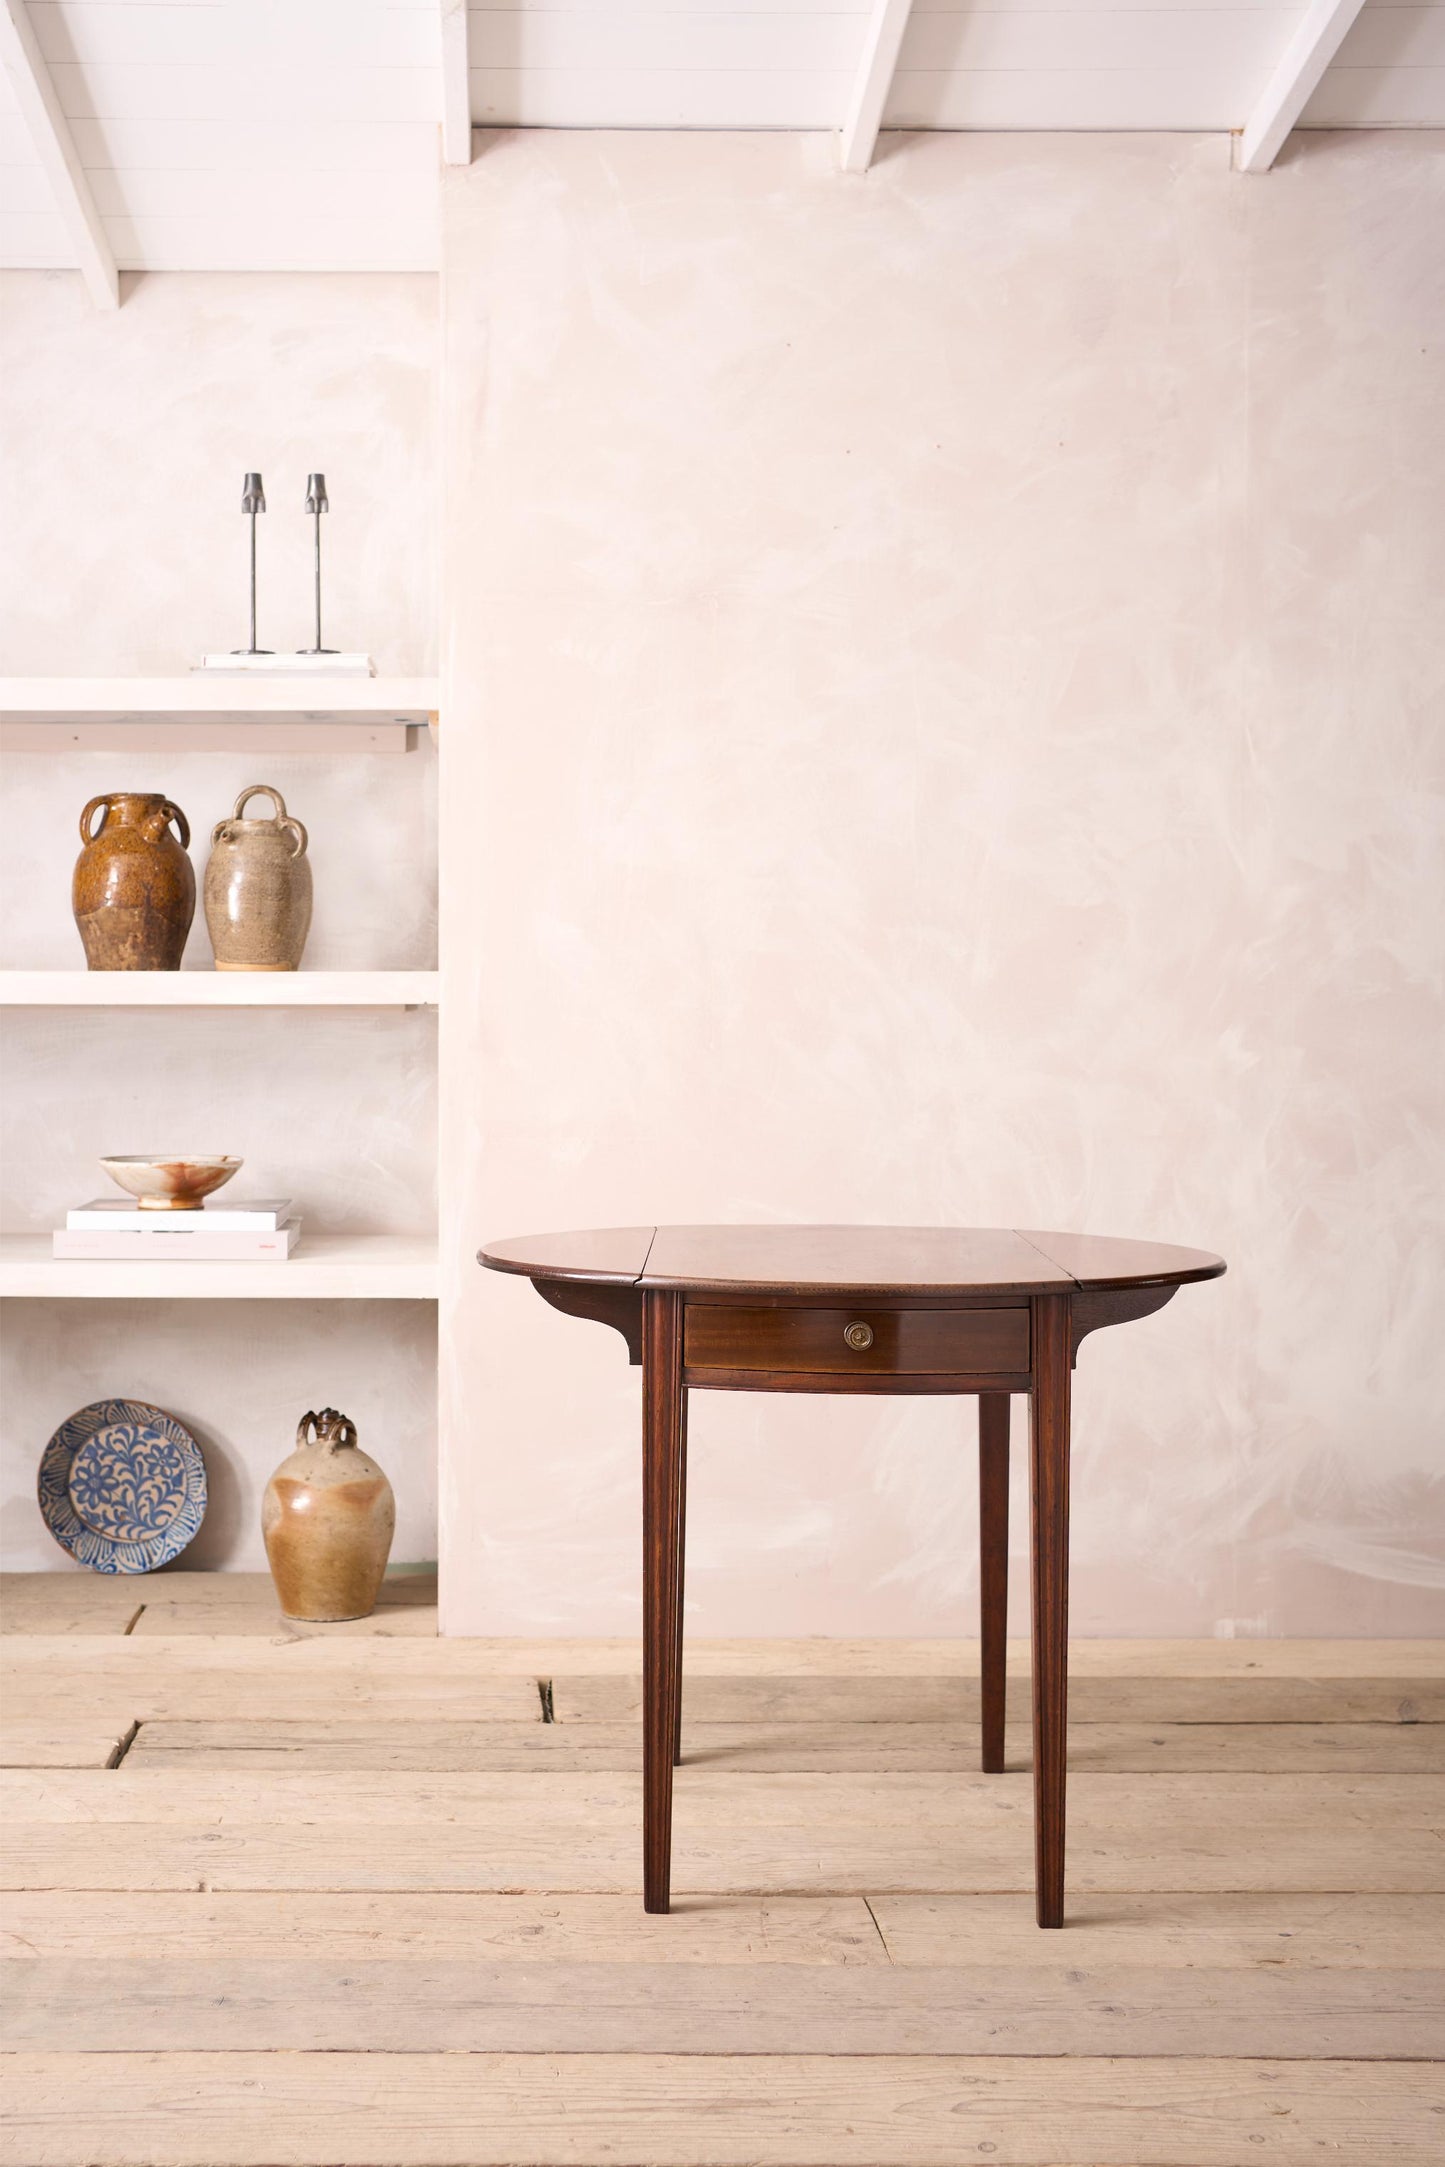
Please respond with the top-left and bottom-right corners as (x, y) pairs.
(681, 1366), (1035, 1395)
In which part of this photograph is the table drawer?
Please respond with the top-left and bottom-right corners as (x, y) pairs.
(683, 1304), (1029, 1376)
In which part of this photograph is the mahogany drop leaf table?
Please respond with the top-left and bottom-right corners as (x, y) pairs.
(478, 1223), (1224, 1926)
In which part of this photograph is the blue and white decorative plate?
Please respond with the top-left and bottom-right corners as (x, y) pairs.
(38, 1399), (207, 1573)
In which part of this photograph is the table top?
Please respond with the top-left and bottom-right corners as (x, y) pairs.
(478, 1225), (1226, 1298)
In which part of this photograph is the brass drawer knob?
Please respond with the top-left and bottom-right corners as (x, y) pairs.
(844, 1320), (874, 1351)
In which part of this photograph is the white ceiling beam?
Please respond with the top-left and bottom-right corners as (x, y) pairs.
(839, 0), (915, 174)
(439, 0), (471, 165)
(0, 0), (118, 306)
(1236, 0), (1368, 173)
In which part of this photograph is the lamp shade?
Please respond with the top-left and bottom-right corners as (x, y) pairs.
(241, 472), (266, 514)
(304, 473), (329, 514)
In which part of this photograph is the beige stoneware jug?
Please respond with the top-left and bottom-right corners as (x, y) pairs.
(262, 1408), (395, 1622)
(204, 783), (312, 971)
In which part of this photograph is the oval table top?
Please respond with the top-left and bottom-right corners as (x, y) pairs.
(479, 1225), (1226, 1299)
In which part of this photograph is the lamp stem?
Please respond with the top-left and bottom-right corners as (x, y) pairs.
(314, 509), (323, 651)
(249, 511), (258, 652)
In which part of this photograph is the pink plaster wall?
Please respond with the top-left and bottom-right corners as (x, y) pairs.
(0, 269), (436, 675)
(440, 129), (1445, 1638)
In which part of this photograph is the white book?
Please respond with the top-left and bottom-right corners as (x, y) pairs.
(53, 1220), (300, 1262)
(194, 653), (375, 676)
(66, 1198), (292, 1232)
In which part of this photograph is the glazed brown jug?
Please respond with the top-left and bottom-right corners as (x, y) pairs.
(72, 794), (195, 970)
(204, 784), (313, 972)
(262, 1408), (395, 1622)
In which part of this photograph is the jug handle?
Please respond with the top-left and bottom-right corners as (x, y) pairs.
(79, 796), (112, 844)
(233, 784), (306, 859)
(296, 1410), (358, 1452)
(159, 800), (190, 849)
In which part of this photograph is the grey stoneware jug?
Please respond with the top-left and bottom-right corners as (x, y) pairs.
(204, 783), (312, 971)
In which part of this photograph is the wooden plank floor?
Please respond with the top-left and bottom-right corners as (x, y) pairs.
(1, 1573), (1441, 2166)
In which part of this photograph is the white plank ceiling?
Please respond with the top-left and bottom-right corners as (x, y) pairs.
(1, 0), (1442, 278)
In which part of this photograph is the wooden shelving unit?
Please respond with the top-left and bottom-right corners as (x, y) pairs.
(0, 970), (439, 1008)
(0, 676), (439, 755)
(1, 675), (443, 1575)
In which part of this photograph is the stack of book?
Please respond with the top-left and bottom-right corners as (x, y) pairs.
(53, 1199), (300, 1262)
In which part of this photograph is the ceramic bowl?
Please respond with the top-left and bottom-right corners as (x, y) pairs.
(99, 1155), (242, 1211)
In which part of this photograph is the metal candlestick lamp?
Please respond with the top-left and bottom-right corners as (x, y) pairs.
(299, 473), (337, 655)
(233, 472), (269, 654)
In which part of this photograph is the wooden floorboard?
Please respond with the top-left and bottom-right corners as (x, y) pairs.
(130, 1572), (441, 1637)
(8, 1887), (1439, 1964)
(0, 1580), (1439, 2167)
(6, 1663), (1439, 1727)
(5, 2052), (1442, 2165)
(0, 1643), (546, 1723)
(0, 1720), (135, 1769)
(8, 1766), (1438, 1827)
(127, 1602), (442, 1637)
(0, 1587), (145, 1636)
(0, 1890), (885, 1963)
(6, 1581), (1439, 1673)
(866, 1889), (1445, 1965)
(9, 1953), (1443, 2057)
(553, 1672), (1445, 1722)
(5, 1617), (1440, 1673)
(120, 1714), (1445, 1771)
(8, 1820), (1444, 1893)
(0, 1570), (437, 1637)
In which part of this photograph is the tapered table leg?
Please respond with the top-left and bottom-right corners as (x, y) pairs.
(977, 1392), (1010, 1773)
(642, 1289), (684, 1912)
(673, 1389), (688, 1766)
(1029, 1294), (1072, 1928)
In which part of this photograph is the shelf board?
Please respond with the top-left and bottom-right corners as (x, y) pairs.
(0, 970), (439, 1009)
(0, 676), (438, 754)
(0, 1233), (438, 1301)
